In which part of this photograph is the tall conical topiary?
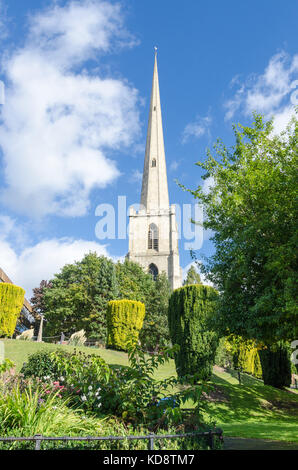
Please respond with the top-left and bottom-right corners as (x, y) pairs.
(168, 284), (218, 381)
(106, 300), (145, 351)
(0, 283), (25, 337)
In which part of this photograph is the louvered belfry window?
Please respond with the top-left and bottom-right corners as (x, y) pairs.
(148, 223), (159, 251)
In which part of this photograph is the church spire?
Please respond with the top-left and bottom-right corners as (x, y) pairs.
(140, 49), (170, 210)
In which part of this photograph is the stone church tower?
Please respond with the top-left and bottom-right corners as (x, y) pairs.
(127, 51), (182, 290)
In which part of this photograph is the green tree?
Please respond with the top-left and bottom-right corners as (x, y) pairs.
(140, 273), (171, 351)
(184, 113), (298, 386)
(183, 265), (202, 286)
(115, 259), (153, 304)
(44, 253), (118, 341)
(116, 260), (171, 351)
(168, 284), (218, 381)
(30, 280), (53, 315)
(36, 256), (171, 349)
(259, 342), (292, 389)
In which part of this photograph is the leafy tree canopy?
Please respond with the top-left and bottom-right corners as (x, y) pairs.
(185, 113), (298, 345)
(116, 260), (171, 351)
(115, 259), (153, 304)
(43, 253), (118, 341)
(36, 255), (171, 349)
(183, 265), (202, 286)
(31, 280), (53, 316)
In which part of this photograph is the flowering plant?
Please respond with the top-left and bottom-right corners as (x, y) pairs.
(50, 349), (108, 413)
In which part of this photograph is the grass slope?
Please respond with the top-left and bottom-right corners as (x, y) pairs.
(3, 339), (130, 369)
(3, 339), (298, 442)
(201, 368), (298, 441)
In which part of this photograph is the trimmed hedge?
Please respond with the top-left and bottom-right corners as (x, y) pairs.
(106, 300), (145, 351)
(259, 342), (292, 389)
(0, 283), (25, 337)
(168, 284), (218, 380)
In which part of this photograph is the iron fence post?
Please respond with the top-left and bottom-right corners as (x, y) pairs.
(34, 434), (42, 450)
(208, 431), (214, 450)
(148, 433), (155, 450)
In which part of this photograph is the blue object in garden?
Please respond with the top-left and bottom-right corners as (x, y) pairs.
(157, 397), (179, 408)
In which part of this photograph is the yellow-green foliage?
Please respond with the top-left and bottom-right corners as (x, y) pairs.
(242, 346), (262, 379)
(0, 283), (25, 337)
(225, 335), (263, 379)
(106, 300), (145, 351)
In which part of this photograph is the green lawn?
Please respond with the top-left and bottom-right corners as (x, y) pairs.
(3, 339), (298, 442)
(3, 339), (130, 370)
(200, 369), (298, 441)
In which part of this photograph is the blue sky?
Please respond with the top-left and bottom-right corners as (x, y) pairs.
(0, 0), (297, 296)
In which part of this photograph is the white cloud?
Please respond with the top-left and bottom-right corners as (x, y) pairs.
(0, 214), (14, 238)
(224, 85), (245, 121)
(0, 0), (141, 217)
(27, 0), (136, 67)
(0, 214), (30, 247)
(182, 116), (211, 143)
(224, 52), (298, 132)
(0, 236), (110, 298)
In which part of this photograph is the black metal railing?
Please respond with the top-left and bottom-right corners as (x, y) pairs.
(0, 429), (223, 450)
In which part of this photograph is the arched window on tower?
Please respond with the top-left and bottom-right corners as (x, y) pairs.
(149, 263), (158, 280)
(151, 158), (156, 167)
(148, 223), (159, 251)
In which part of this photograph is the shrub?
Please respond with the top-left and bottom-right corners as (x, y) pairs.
(0, 382), (103, 446)
(51, 345), (208, 426)
(0, 359), (15, 374)
(168, 284), (218, 381)
(259, 342), (292, 389)
(106, 300), (145, 351)
(19, 346), (211, 429)
(0, 283), (25, 337)
(0, 405), (221, 450)
(21, 350), (60, 380)
(51, 349), (108, 414)
(118, 344), (207, 425)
